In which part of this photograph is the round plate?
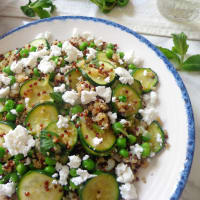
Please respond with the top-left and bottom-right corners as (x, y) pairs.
(0, 16), (195, 200)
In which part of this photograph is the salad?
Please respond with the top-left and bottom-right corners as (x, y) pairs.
(0, 29), (167, 200)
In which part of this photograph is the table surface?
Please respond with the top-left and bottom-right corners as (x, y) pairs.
(0, 2), (200, 200)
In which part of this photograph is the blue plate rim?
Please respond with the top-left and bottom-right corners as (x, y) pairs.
(0, 16), (195, 200)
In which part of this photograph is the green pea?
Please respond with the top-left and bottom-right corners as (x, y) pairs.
(112, 122), (124, 134)
(3, 66), (13, 75)
(8, 75), (16, 85)
(10, 173), (19, 183)
(14, 154), (24, 165)
(0, 147), (5, 159)
(107, 43), (114, 49)
(4, 99), (15, 111)
(79, 42), (88, 51)
(69, 168), (77, 177)
(0, 164), (4, 174)
(30, 46), (37, 52)
(119, 52), (124, 59)
(16, 104), (25, 113)
(82, 159), (95, 171)
(89, 42), (95, 48)
(142, 132), (151, 142)
(119, 149), (129, 158)
(106, 48), (113, 59)
(45, 157), (56, 166)
(57, 42), (62, 48)
(128, 135), (137, 144)
(70, 105), (83, 115)
(141, 142), (151, 158)
(44, 166), (56, 174)
(6, 112), (16, 122)
(20, 48), (29, 58)
(70, 180), (79, 190)
(16, 163), (27, 175)
(116, 137), (127, 148)
(118, 95), (127, 102)
(128, 64), (137, 70)
(33, 68), (40, 77)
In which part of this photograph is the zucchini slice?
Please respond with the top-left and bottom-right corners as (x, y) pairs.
(66, 69), (82, 90)
(132, 68), (158, 93)
(131, 79), (143, 96)
(79, 61), (116, 86)
(80, 173), (119, 200)
(18, 171), (63, 200)
(29, 38), (50, 49)
(97, 51), (114, 64)
(25, 102), (58, 135)
(0, 121), (14, 147)
(147, 121), (165, 153)
(20, 76), (53, 110)
(46, 122), (78, 150)
(79, 118), (116, 153)
(112, 84), (142, 117)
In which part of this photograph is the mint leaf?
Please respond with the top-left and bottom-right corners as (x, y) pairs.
(40, 131), (55, 155)
(172, 32), (189, 57)
(181, 55), (200, 71)
(50, 92), (64, 105)
(20, 5), (35, 17)
(157, 46), (181, 65)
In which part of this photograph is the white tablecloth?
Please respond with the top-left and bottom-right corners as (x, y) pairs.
(0, 1), (200, 199)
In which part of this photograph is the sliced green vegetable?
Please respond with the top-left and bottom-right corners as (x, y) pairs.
(29, 38), (50, 49)
(66, 69), (82, 90)
(0, 121), (14, 147)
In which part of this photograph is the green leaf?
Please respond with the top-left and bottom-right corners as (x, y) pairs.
(40, 131), (55, 155)
(181, 55), (200, 71)
(157, 46), (181, 65)
(171, 32), (189, 57)
(50, 92), (64, 105)
(20, 5), (35, 17)
(34, 7), (51, 19)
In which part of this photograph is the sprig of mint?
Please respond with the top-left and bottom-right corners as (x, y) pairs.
(157, 32), (200, 71)
(21, 0), (56, 19)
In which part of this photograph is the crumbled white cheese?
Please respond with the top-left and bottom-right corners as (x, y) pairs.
(56, 115), (69, 129)
(62, 90), (79, 105)
(71, 169), (96, 186)
(120, 119), (128, 125)
(0, 87), (10, 98)
(118, 58), (124, 65)
(119, 183), (138, 200)
(71, 114), (78, 121)
(38, 57), (55, 74)
(115, 67), (134, 85)
(35, 31), (51, 40)
(86, 48), (97, 61)
(124, 50), (134, 64)
(54, 84), (66, 93)
(60, 65), (72, 74)
(82, 155), (89, 161)
(96, 86), (112, 103)
(112, 97), (116, 102)
(0, 74), (11, 85)
(10, 60), (24, 73)
(52, 180), (58, 185)
(104, 76), (110, 83)
(130, 144), (143, 159)
(115, 163), (134, 183)
(94, 37), (103, 47)
(24, 157), (31, 166)
(52, 173), (58, 178)
(50, 45), (62, 57)
(81, 90), (97, 104)
(10, 109), (17, 115)
(129, 69), (133, 74)
(55, 163), (69, 186)
(107, 112), (117, 124)
(156, 134), (163, 146)
(0, 182), (15, 197)
(150, 152), (156, 158)
(25, 97), (30, 108)
(3, 125), (35, 157)
(139, 91), (158, 125)
(68, 155), (81, 168)
(92, 137), (103, 147)
(81, 32), (94, 41)
(62, 41), (83, 63)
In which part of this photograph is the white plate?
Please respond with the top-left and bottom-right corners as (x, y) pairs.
(0, 16), (195, 200)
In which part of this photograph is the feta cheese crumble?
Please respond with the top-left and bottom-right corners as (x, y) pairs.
(38, 57), (55, 74)
(82, 155), (89, 161)
(120, 119), (128, 125)
(119, 183), (138, 200)
(0, 182), (15, 197)
(3, 125), (35, 157)
(92, 137), (103, 147)
(71, 169), (96, 186)
(50, 45), (61, 57)
(115, 163), (134, 183)
(62, 90), (79, 105)
(55, 163), (69, 186)
(10, 60), (24, 74)
(56, 115), (69, 129)
(54, 84), (66, 93)
(107, 112), (117, 124)
(86, 47), (97, 61)
(67, 155), (81, 168)
(71, 114), (78, 121)
(62, 41), (83, 63)
(0, 87), (10, 98)
(0, 74), (11, 85)
(130, 144), (143, 159)
(10, 109), (17, 115)
(112, 97), (116, 102)
(115, 67), (134, 85)
(81, 90), (97, 104)
(96, 86), (112, 103)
